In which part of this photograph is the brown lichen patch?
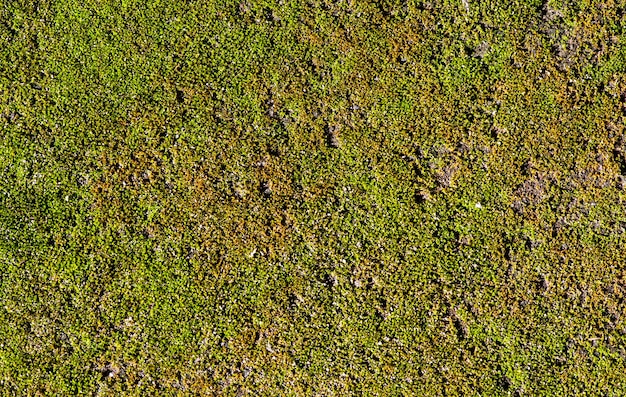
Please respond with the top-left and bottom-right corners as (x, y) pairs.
(326, 124), (341, 148)
(512, 172), (548, 213)
(538, 1), (622, 72)
(434, 162), (459, 190)
(448, 307), (469, 340)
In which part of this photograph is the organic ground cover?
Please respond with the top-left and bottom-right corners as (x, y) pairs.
(1, 0), (626, 395)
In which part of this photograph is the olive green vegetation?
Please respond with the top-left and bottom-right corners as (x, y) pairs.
(1, 0), (626, 395)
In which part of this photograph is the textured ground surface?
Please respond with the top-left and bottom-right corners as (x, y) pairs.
(1, 0), (626, 395)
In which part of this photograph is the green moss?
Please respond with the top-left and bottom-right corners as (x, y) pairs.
(1, 0), (626, 395)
